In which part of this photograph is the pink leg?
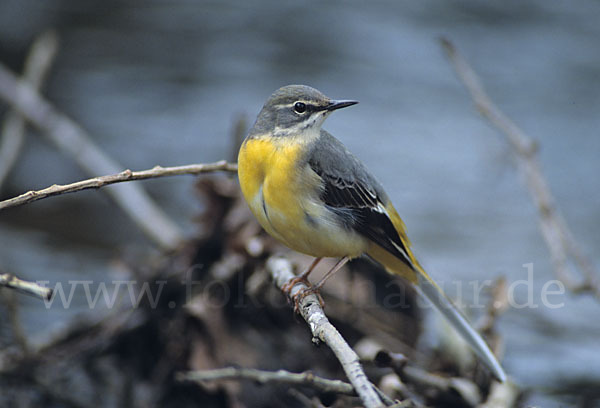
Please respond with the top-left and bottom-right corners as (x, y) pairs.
(292, 256), (350, 311)
(281, 257), (323, 295)
(306, 256), (349, 293)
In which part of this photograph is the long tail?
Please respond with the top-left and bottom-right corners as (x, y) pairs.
(416, 273), (507, 382)
(366, 242), (506, 381)
(367, 205), (507, 381)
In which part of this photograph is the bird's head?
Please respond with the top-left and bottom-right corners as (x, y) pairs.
(251, 85), (358, 138)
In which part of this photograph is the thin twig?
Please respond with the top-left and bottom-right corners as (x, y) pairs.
(0, 31), (58, 191)
(441, 38), (599, 298)
(0, 273), (53, 300)
(177, 367), (355, 395)
(376, 349), (481, 407)
(477, 277), (509, 334)
(0, 62), (184, 250)
(0, 161), (237, 211)
(267, 256), (385, 408)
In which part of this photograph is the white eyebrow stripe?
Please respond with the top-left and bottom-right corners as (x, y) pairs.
(274, 101), (316, 109)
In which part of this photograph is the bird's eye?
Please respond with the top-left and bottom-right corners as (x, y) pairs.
(293, 102), (307, 114)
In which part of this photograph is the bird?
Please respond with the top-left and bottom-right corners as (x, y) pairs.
(237, 84), (506, 382)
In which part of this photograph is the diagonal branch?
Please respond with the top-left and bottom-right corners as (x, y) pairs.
(441, 38), (599, 299)
(0, 61), (183, 250)
(0, 161), (237, 211)
(267, 256), (386, 408)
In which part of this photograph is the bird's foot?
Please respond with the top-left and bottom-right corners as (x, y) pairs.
(281, 273), (311, 296)
(282, 275), (325, 313)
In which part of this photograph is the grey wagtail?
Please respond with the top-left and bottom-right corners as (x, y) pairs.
(237, 85), (507, 382)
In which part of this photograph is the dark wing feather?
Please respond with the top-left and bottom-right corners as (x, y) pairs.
(308, 156), (412, 268)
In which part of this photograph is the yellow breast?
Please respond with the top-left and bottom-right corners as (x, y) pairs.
(237, 135), (367, 258)
(238, 135), (302, 241)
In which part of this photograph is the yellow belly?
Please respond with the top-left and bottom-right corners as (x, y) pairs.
(238, 135), (367, 258)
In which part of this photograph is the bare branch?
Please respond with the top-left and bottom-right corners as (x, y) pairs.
(477, 277), (509, 335)
(0, 62), (184, 250)
(0, 273), (52, 300)
(0, 161), (237, 211)
(376, 350), (481, 407)
(267, 256), (385, 408)
(441, 38), (599, 298)
(177, 367), (355, 396)
(0, 30), (59, 190)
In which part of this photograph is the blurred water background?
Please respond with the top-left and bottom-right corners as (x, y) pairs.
(1, 0), (599, 406)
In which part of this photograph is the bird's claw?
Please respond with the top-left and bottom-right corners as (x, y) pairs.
(282, 275), (325, 313)
(281, 273), (311, 295)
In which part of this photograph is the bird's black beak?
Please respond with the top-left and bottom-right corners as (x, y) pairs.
(326, 99), (359, 111)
